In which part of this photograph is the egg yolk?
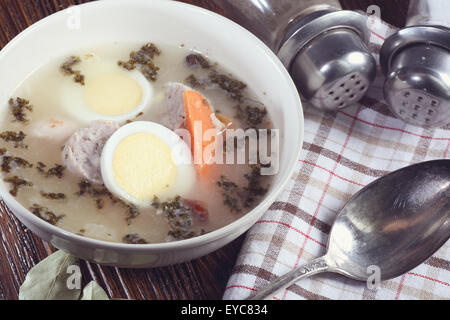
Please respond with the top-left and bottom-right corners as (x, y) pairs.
(112, 133), (178, 202)
(84, 73), (143, 116)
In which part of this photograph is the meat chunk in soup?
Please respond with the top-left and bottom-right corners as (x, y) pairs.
(163, 82), (225, 132)
(62, 120), (120, 184)
(164, 82), (189, 131)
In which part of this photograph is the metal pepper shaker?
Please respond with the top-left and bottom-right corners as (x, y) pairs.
(216, 0), (377, 111)
(380, 0), (450, 127)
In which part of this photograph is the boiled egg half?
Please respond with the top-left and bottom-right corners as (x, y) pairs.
(60, 56), (152, 123)
(101, 121), (196, 207)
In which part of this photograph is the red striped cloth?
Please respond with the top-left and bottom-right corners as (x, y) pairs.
(223, 17), (450, 300)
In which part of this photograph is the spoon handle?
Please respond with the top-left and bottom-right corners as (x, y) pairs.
(247, 256), (330, 300)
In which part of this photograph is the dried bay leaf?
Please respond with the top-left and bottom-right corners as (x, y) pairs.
(19, 250), (81, 300)
(81, 281), (109, 300)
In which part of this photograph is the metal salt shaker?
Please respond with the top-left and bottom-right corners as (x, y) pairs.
(380, 0), (450, 127)
(216, 0), (377, 111)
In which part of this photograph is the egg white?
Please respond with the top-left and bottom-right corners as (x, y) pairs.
(100, 121), (196, 207)
(59, 56), (153, 123)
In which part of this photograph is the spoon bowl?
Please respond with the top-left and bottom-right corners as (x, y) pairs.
(249, 160), (450, 299)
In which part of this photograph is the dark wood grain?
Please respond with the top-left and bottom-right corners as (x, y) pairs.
(340, 0), (409, 28)
(0, 0), (408, 300)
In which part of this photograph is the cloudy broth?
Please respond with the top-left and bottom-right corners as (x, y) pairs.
(0, 42), (273, 244)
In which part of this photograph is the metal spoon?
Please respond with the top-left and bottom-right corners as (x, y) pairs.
(249, 160), (450, 300)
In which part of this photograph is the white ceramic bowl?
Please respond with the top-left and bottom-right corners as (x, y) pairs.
(0, 0), (303, 267)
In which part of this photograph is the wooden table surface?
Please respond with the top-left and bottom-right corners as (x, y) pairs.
(0, 0), (409, 300)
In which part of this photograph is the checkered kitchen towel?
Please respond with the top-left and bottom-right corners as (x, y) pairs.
(223, 16), (450, 300)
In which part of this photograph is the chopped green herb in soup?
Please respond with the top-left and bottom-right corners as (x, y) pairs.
(0, 42), (274, 243)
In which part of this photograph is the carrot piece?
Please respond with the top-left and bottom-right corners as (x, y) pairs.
(215, 113), (233, 128)
(50, 120), (64, 128)
(182, 199), (209, 222)
(183, 90), (217, 174)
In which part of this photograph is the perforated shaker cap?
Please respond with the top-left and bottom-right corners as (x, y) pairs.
(278, 10), (377, 111)
(380, 26), (450, 127)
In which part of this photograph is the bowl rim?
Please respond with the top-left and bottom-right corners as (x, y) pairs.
(0, 0), (304, 252)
